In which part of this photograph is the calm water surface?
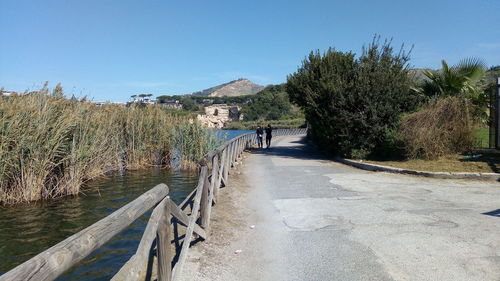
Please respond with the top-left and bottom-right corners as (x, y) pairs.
(216, 129), (253, 141)
(0, 130), (249, 280)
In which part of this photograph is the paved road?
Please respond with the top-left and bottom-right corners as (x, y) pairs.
(183, 135), (500, 281)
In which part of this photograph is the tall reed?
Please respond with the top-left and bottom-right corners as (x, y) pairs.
(0, 88), (218, 204)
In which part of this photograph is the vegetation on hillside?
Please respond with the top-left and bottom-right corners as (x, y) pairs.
(157, 94), (255, 107)
(224, 118), (305, 130)
(241, 84), (303, 122)
(0, 86), (218, 204)
(158, 85), (305, 129)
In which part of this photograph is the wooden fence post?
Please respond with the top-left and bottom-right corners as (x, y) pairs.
(218, 149), (227, 188)
(232, 141), (238, 164)
(157, 197), (172, 281)
(214, 152), (223, 198)
(172, 166), (207, 280)
(237, 138), (242, 159)
(203, 154), (219, 230)
(229, 141), (236, 168)
(200, 167), (210, 229)
(223, 146), (230, 184)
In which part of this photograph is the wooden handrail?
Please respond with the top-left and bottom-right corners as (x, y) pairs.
(0, 128), (307, 281)
(0, 184), (170, 281)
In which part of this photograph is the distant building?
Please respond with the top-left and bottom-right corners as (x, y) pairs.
(91, 101), (126, 107)
(157, 99), (182, 110)
(197, 104), (243, 129)
(131, 95), (155, 104)
(202, 99), (214, 105)
(0, 90), (17, 97)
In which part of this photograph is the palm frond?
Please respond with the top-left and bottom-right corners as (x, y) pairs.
(455, 57), (487, 80)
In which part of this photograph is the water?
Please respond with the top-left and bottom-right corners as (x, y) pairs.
(0, 168), (199, 280)
(0, 130), (250, 280)
(216, 129), (253, 141)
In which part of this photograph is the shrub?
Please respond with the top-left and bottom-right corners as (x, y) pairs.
(286, 37), (419, 158)
(398, 96), (474, 160)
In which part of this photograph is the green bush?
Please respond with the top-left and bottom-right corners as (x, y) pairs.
(286, 37), (419, 158)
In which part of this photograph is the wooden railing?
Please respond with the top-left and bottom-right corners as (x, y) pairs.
(0, 128), (307, 281)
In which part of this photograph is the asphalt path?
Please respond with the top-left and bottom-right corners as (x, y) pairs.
(182, 135), (500, 281)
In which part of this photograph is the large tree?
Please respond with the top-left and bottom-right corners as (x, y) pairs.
(287, 38), (418, 158)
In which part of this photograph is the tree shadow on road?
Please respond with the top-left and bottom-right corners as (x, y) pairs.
(246, 136), (332, 162)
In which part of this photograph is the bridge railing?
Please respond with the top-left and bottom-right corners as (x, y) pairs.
(0, 128), (307, 281)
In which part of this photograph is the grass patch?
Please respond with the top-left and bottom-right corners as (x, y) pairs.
(473, 126), (490, 148)
(365, 149), (499, 173)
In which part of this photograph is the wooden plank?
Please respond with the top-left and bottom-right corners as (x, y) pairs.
(230, 141), (236, 168)
(157, 197), (172, 281)
(111, 197), (167, 281)
(171, 166), (207, 281)
(179, 188), (196, 211)
(168, 198), (206, 239)
(237, 138), (242, 159)
(221, 172), (227, 186)
(199, 170), (210, 229)
(1, 184), (170, 281)
(223, 145), (231, 181)
(203, 154), (219, 230)
(237, 138), (242, 157)
(224, 146), (230, 182)
(214, 149), (226, 199)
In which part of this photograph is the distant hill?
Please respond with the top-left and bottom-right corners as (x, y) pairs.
(192, 78), (264, 97)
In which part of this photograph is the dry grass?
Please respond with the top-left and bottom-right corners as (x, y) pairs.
(398, 96), (475, 160)
(366, 151), (499, 173)
(0, 88), (218, 204)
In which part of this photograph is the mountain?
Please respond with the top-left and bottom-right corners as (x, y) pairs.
(191, 78), (265, 97)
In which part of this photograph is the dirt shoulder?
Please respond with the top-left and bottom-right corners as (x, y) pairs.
(178, 153), (265, 281)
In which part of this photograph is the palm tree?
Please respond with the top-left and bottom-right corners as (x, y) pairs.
(415, 57), (487, 100)
(414, 57), (488, 131)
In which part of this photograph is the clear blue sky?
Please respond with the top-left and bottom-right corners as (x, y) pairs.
(1, 0), (499, 102)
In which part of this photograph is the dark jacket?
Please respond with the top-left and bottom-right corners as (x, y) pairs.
(265, 127), (272, 138)
(256, 128), (264, 136)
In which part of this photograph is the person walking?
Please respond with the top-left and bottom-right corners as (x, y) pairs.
(256, 125), (264, 148)
(265, 124), (272, 148)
